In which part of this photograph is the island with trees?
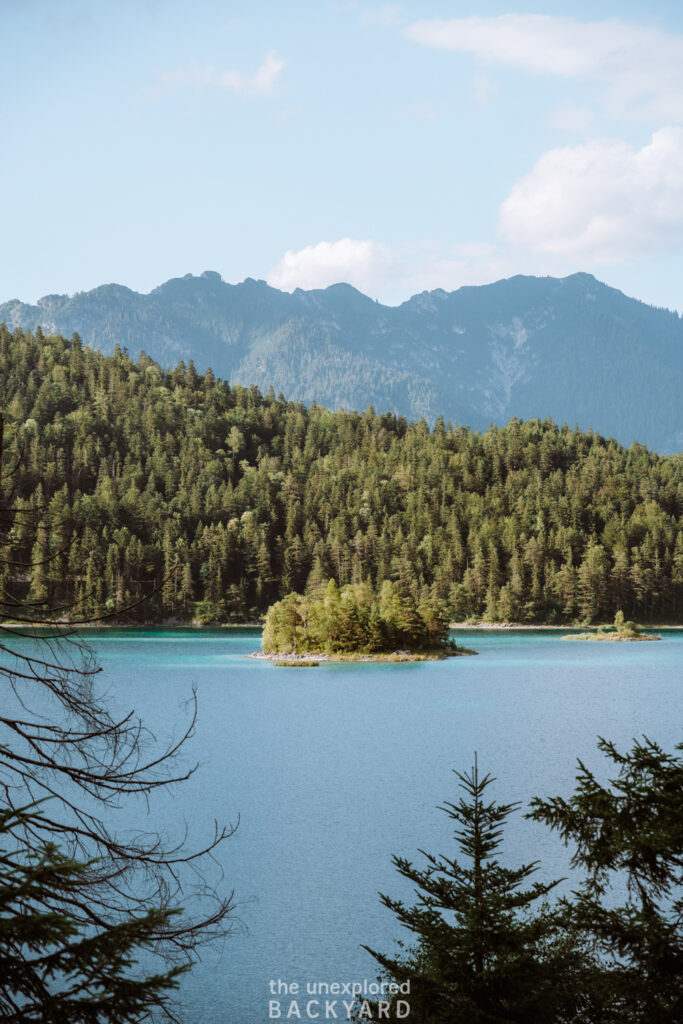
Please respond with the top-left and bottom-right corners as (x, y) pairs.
(565, 610), (661, 642)
(257, 579), (476, 662)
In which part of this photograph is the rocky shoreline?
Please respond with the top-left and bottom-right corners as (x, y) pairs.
(249, 647), (476, 663)
(562, 633), (661, 642)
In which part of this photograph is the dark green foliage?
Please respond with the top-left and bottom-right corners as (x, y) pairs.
(262, 579), (450, 654)
(613, 610), (640, 637)
(1, 325), (682, 625)
(529, 738), (683, 1023)
(3, 271), (683, 452)
(367, 741), (683, 1022)
(0, 400), (235, 987)
(0, 804), (186, 1023)
(362, 761), (592, 1023)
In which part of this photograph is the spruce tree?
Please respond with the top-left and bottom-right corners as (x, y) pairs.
(0, 804), (186, 1023)
(363, 759), (591, 1023)
(0, 410), (235, 981)
(528, 737), (683, 1023)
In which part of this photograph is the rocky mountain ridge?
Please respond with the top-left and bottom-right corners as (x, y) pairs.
(2, 270), (681, 452)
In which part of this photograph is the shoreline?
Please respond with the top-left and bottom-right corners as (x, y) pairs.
(562, 632), (661, 642)
(448, 622), (682, 631)
(0, 620), (264, 630)
(250, 647), (477, 664)
(3, 620), (680, 632)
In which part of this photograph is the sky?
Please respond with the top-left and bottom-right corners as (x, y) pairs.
(4, 0), (683, 309)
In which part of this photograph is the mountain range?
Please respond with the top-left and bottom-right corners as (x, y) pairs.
(1, 270), (681, 452)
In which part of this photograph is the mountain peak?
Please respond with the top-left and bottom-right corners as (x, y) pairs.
(1, 272), (680, 452)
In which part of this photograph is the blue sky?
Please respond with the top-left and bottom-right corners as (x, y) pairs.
(4, 0), (683, 309)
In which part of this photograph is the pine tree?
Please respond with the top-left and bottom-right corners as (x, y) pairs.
(363, 759), (591, 1023)
(0, 410), (235, 990)
(1, 328), (682, 627)
(0, 803), (186, 1023)
(528, 737), (683, 1023)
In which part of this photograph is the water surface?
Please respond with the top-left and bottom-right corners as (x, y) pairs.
(26, 628), (683, 1022)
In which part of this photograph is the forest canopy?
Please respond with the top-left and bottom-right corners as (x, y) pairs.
(262, 579), (452, 655)
(1, 324), (682, 625)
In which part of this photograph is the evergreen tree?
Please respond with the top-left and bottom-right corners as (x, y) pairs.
(363, 760), (591, 1023)
(1, 327), (682, 626)
(528, 737), (683, 1023)
(0, 410), (235, 993)
(0, 804), (186, 1023)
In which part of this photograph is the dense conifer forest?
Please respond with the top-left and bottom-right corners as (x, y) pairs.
(262, 580), (455, 656)
(1, 324), (682, 625)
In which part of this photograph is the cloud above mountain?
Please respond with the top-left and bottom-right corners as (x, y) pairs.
(499, 128), (683, 263)
(267, 239), (402, 296)
(269, 122), (683, 297)
(267, 238), (526, 302)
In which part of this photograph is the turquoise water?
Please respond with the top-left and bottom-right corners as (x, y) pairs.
(20, 628), (683, 1022)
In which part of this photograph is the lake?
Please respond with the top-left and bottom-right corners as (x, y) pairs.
(29, 627), (683, 1022)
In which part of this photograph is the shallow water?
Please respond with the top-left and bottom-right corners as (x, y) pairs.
(13, 627), (683, 1022)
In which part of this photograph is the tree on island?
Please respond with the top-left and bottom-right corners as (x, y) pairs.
(613, 609), (640, 638)
(262, 579), (452, 655)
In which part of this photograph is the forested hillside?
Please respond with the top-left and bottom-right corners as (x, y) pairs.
(3, 271), (683, 452)
(1, 325), (682, 624)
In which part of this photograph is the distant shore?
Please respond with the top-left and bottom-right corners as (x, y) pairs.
(0, 620), (264, 630)
(3, 620), (680, 632)
(449, 622), (681, 631)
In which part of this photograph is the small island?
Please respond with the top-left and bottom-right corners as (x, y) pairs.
(253, 580), (477, 664)
(564, 611), (661, 643)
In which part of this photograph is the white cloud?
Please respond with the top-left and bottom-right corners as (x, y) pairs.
(405, 15), (615, 76)
(267, 239), (401, 296)
(158, 51), (285, 97)
(404, 15), (683, 122)
(499, 128), (683, 263)
(267, 238), (530, 303)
